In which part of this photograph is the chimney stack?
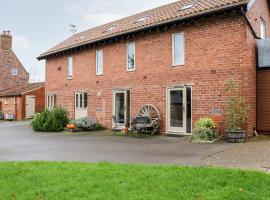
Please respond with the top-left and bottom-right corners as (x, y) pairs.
(0, 30), (12, 50)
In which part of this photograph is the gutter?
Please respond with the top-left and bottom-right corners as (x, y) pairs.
(37, 2), (248, 60)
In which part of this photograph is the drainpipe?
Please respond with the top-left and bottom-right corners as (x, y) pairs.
(14, 96), (17, 120)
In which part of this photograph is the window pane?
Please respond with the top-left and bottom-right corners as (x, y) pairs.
(76, 94), (79, 108)
(173, 33), (184, 65)
(170, 90), (183, 128)
(96, 50), (103, 75)
(80, 94), (83, 108)
(68, 57), (73, 77)
(127, 43), (135, 70)
(84, 93), (88, 108)
(261, 20), (266, 39)
(186, 87), (192, 134)
(50, 95), (53, 108)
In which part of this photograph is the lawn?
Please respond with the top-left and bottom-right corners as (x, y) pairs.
(0, 162), (269, 200)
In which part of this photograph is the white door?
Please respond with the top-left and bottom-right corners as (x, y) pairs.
(75, 93), (88, 120)
(112, 90), (130, 128)
(167, 88), (186, 133)
(25, 95), (35, 118)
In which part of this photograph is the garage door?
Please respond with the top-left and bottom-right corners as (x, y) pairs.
(25, 95), (35, 119)
(257, 70), (270, 134)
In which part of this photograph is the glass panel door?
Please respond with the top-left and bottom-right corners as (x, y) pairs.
(167, 88), (186, 133)
(115, 92), (125, 125)
(113, 90), (131, 127)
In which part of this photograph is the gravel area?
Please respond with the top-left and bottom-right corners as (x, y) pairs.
(203, 136), (270, 173)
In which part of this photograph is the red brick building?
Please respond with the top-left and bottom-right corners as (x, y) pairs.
(0, 31), (45, 120)
(38, 0), (270, 136)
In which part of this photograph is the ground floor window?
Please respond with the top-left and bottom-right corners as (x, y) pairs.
(46, 94), (56, 110)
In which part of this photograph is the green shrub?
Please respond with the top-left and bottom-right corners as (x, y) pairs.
(32, 107), (69, 132)
(191, 117), (218, 143)
(195, 117), (216, 130)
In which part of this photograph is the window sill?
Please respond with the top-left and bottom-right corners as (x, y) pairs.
(127, 69), (136, 72)
(172, 64), (185, 68)
(96, 74), (103, 76)
(67, 77), (73, 80)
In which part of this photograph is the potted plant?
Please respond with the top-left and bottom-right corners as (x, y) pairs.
(224, 80), (249, 143)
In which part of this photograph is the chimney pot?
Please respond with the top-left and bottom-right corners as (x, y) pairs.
(3, 31), (6, 35)
(7, 31), (10, 35)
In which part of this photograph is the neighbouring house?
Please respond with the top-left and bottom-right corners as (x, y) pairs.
(38, 0), (270, 136)
(0, 31), (45, 120)
(0, 83), (45, 120)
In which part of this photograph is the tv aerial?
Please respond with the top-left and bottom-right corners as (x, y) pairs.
(70, 24), (77, 35)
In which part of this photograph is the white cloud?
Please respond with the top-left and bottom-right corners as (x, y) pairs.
(64, 0), (178, 28)
(13, 35), (30, 51)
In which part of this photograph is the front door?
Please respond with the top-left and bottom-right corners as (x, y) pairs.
(25, 95), (35, 118)
(113, 90), (130, 128)
(167, 88), (186, 133)
(75, 92), (88, 120)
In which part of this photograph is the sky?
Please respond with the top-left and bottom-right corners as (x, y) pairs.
(0, 0), (178, 82)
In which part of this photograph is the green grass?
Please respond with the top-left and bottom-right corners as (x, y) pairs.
(0, 162), (269, 200)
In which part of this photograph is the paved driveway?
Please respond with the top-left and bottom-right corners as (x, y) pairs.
(0, 121), (234, 166)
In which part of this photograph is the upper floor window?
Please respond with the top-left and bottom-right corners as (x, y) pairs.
(127, 42), (136, 71)
(172, 33), (185, 66)
(260, 19), (266, 39)
(46, 94), (56, 110)
(96, 49), (103, 75)
(12, 68), (18, 76)
(67, 56), (73, 79)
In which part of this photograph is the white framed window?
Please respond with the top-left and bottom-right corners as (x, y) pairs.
(126, 42), (136, 71)
(96, 50), (103, 75)
(12, 68), (18, 76)
(46, 94), (56, 110)
(67, 56), (73, 79)
(75, 93), (88, 109)
(172, 32), (185, 66)
(260, 18), (266, 39)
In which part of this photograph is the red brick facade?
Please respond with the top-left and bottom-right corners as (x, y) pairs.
(44, 0), (269, 136)
(0, 86), (45, 120)
(0, 31), (29, 92)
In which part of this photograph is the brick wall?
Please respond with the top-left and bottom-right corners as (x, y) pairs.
(0, 87), (45, 120)
(0, 32), (29, 92)
(23, 86), (45, 115)
(46, 11), (261, 135)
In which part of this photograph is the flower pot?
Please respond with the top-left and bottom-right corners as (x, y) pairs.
(227, 130), (246, 143)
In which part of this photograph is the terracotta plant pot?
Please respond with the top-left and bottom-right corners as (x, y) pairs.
(227, 130), (246, 143)
(67, 124), (76, 130)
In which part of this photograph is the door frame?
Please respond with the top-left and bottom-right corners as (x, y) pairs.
(25, 95), (36, 118)
(74, 92), (88, 120)
(166, 86), (190, 135)
(112, 89), (131, 128)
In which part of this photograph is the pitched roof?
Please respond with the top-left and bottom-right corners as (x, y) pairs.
(0, 82), (44, 97)
(38, 0), (249, 59)
(0, 49), (29, 91)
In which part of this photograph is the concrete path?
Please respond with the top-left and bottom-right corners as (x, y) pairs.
(203, 136), (270, 173)
(0, 121), (234, 166)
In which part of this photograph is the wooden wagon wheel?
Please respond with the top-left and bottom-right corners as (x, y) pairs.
(138, 104), (161, 132)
